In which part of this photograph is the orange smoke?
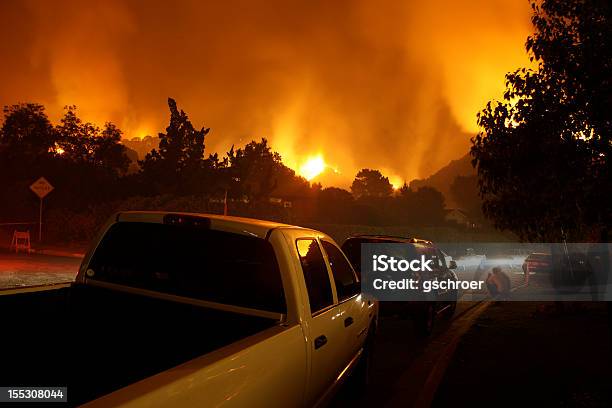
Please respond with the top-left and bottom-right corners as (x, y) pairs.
(0, 0), (533, 186)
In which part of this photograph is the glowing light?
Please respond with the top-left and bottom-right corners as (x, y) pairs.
(49, 143), (65, 155)
(389, 175), (404, 190)
(299, 155), (326, 181)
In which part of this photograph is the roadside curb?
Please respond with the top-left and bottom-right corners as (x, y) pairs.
(30, 248), (85, 259)
(0, 282), (72, 295)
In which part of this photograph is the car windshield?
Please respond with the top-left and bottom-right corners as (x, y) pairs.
(88, 222), (286, 314)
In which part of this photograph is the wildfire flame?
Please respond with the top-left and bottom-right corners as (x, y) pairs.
(299, 155), (326, 181)
(389, 176), (403, 190)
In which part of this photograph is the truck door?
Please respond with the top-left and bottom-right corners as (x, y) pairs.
(295, 238), (346, 406)
(320, 240), (365, 362)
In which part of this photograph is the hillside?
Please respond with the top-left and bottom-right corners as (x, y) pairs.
(409, 153), (475, 207)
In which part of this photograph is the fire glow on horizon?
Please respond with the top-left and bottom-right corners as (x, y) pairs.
(0, 0), (534, 187)
(299, 155), (326, 181)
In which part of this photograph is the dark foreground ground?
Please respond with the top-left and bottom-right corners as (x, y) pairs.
(434, 301), (612, 407)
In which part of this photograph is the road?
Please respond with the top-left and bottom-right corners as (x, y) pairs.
(330, 259), (526, 408)
(330, 301), (492, 407)
(0, 252), (80, 289)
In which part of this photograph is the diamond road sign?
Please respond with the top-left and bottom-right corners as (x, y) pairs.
(30, 177), (54, 199)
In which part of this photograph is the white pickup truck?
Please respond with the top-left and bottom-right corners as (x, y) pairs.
(2, 212), (377, 407)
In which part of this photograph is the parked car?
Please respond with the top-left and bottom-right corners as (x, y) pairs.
(522, 252), (552, 275)
(340, 235), (457, 336)
(2, 212), (378, 407)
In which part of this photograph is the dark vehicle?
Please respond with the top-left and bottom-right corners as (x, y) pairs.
(522, 252), (552, 275)
(522, 251), (593, 292)
(341, 235), (458, 336)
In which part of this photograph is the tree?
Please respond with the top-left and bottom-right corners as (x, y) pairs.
(350, 168), (393, 199)
(472, 0), (612, 241)
(56, 106), (94, 162)
(315, 187), (356, 224)
(56, 106), (130, 176)
(0, 103), (56, 163)
(93, 123), (131, 175)
(0, 103), (132, 220)
(227, 138), (287, 202)
(450, 175), (483, 220)
(0, 104), (58, 221)
(395, 186), (446, 226)
(139, 98), (210, 194)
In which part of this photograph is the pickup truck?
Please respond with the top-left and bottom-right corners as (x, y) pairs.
(2, 212), (378, 407)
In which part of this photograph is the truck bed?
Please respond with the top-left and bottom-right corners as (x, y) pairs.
(1, 284), (278, 405)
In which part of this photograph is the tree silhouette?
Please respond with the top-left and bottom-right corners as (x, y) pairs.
(0, 103), (56, 163)
(0, 102), (133, 221)
(227, 138), (284, 202)
(94, 123), (131, 175)
(395, 186), (446, 226)
(139, 98), (210, 194)
(56, 106), (130, 176)
(350, 168), (393, 199)
(450, 175), (483, 220)
(316, 187), (356, 224)
(472, 0), (612, 241)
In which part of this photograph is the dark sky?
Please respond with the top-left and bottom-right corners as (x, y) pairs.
(0, 0), (532, 186)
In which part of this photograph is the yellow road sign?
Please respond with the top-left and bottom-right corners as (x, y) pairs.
(30, 177), (54, 199)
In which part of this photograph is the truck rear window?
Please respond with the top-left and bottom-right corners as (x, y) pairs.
(88, 222), (286, 314)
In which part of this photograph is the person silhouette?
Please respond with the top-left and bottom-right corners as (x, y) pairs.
(486, 267), (511, 301)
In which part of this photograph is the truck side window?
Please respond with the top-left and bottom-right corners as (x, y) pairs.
(296, 239), (334, 314)
(321, 241), (360, 301)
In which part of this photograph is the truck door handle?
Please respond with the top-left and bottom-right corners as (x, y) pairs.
(344, 317), (354, 327)
(314, 335), (327, 349)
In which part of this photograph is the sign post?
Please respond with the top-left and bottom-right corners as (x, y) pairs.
(29, 177), (54, 242)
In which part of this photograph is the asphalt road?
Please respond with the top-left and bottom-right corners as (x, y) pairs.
(0, 252), (81, 289)
(330, 260), (526, 408)
(330, 301), (490, 408)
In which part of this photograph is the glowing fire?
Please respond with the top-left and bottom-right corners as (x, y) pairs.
(49, 144), (65, 155)
(299, 155), (326, 181)
(389, 175), (403, 190)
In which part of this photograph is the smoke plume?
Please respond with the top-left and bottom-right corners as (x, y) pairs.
(0, 0), (532, 186)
